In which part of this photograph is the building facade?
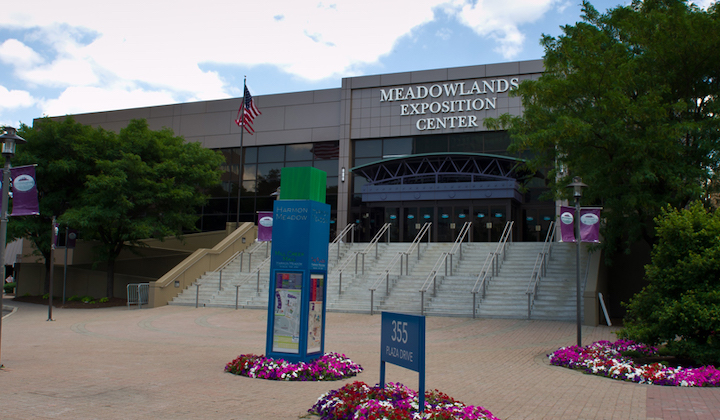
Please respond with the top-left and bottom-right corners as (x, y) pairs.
(66, 59), (554, 242)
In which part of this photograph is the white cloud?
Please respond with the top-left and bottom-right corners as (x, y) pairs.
(0, 39), (44, 68)
(41, 85), (178, 117)
(0, 0), (567, 119)
(0, 85), (35, 109)
(443, 0), (559, 58)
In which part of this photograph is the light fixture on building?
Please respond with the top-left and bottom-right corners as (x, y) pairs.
(341, 167), (346, 182)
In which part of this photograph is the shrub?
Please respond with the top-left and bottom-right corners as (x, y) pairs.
(80, 295), (95, 304)
(67, 295), (80, 302)
(99, 297), (109, 303)
(3, 282), (16, 294)
(618, 202), (720, 366)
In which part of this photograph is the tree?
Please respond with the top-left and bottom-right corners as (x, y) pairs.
(618, 203), (720, 365)
(12, 118), (114, 292)
(61, 119), (224, 297)
(488, 0), (720, 257)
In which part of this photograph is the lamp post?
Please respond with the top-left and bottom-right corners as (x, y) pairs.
(0, 126), (27, 367)
(567, 176), (587, 347)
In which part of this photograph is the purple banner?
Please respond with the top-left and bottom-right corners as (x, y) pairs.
(257, 211), (273, 242)
(10, 165), (40, 216)
(580, 208), (601, 243)
(560, 206), (602, 243)
(559, 206), (576, 242)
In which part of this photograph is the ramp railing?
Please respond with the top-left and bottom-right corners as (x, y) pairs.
(470, 221), (514, 318)
(334, 223), (391, 295)
(418, 222), (472, 315)
(369, 223), (431, 315)
(526, 222), (556, 319)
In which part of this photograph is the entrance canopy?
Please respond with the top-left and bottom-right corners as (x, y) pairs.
(351, 153), (533, 202)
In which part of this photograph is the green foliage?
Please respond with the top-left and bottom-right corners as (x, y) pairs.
(15, 117), (224, 298)
(42, 293), (49, 300)
(618, 202), (720, 365)
(487, 0), (720, 257)
(99, 297), (109, 303)
(3, 282), (16, 293)
(67, 295), (80, 302)
(80, 296), (95, 304)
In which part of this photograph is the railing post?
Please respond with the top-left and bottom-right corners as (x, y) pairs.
(355, 253), (359, 274)
(256, 270), (260, 295)
(386, 272), (389, 294)
(421, 290), (425, 316)
(239, 252), (244, 272)
(248, 253), (252, 272)
(235, 285), (241, 310)
(218, 270), (223, 291)
(195, 283), (200, 308)
(266, 241), (269, 258)
(362, 253), (365, 275)
(370, 290), (374, 315)
(444, 254), (448, 276)
(472, 292), (476, 319)
(433, 276), (436, 295)
(449, 253), (453, 276)
(527, 293), (531, 319)
(339, 272), (343, 295)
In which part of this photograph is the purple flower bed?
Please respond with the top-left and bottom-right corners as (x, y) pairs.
(224, 352), (363, 381)
(309, 381), (501, 420)
(549, 339), (720, 386)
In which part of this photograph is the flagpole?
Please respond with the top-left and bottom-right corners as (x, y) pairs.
(235, 76), (246, 227)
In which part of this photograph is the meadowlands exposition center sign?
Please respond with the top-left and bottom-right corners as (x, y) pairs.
(379, 77), (520, 131)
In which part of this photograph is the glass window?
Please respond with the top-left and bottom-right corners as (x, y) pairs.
(257, 163), (283, 179)
(415, 135), (447, 154)
(484, 132), (511, 153)
(313, 160), (338, 177)
(449, 133), (483, 153)
(243, 164), (257, 180)
(244, 147), (257, 164)
(241, 180), (256, 195)
(383, 138), (412, 157)
(286, 143), (313, 161)
(311, 141), (340, 160)
(258, 145), (284, 162)
(285, 160), (313, 168)
(353, 157), (380, 167)
(354, 139), (382, 158)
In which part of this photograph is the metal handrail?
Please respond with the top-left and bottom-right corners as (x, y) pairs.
(368, 223), (431, 315)
(231, 255), (272, 298)
(525, 222), (556, 318)
(418, 222), (472, 315)
(331, 223), (355, 261)
(470, 221), (514, 318)
(212, 250), (243, 291)
(334, 223), (391, 295)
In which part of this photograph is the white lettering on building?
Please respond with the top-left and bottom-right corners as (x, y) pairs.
(379, 77), (518, 131)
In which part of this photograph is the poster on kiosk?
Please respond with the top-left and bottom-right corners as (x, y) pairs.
(265, 167), (330, 363)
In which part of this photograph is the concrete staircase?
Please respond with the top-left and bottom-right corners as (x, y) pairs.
(168, 240), (591, 321)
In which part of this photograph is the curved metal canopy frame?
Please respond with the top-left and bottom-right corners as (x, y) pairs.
(351, 152), (532, 186)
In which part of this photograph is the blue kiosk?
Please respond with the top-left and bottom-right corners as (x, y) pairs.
(265, 167), (330, 363)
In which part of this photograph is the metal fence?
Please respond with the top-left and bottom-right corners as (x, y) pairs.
(127, 283), (149, 309)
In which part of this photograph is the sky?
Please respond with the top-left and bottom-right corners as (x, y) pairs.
(0, 0), (715, 129)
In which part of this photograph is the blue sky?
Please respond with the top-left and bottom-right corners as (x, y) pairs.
(0, 0), (714, 128)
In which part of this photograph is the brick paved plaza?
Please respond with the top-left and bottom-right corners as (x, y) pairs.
(1, 296), (719, 419)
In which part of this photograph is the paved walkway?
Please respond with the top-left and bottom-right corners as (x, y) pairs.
(1, 295), (719, 419)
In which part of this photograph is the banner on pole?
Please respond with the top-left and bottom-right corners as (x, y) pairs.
(258, 211), (273, 242)
(560, 206), (576, 242)
(10, 165), (40, 216)
(560, 206), (601, 243)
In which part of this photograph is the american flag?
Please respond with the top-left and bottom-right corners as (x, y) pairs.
(311, 141), (340, 160)
(235, 86), (261, 134)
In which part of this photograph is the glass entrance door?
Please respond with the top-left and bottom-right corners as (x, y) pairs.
(437, 206), (453, 242)
(404, 207), (419, 242)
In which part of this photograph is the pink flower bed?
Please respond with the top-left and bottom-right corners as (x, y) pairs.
(549, 339), (720, 386)
(224, 352), (363, 381)
(309, 381), (500, 420)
